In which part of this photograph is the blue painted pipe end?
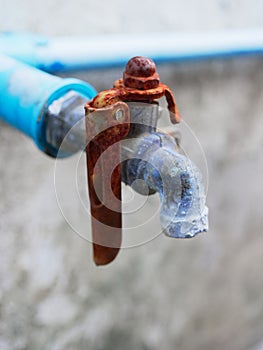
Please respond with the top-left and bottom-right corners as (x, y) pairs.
(0, 54), (97, 156)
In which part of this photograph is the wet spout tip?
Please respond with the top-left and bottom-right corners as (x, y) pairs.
(163, 206), (209, 239)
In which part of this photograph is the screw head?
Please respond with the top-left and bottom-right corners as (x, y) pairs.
(114, 108), (124, 121)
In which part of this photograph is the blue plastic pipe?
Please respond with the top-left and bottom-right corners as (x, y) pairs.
(0, 30), (263, 72)
(0, 54), (96, 154)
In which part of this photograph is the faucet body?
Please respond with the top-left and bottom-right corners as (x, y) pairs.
(85, 56), (208, 264)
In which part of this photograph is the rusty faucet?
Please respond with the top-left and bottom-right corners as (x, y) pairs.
(85, 57), (208, 265)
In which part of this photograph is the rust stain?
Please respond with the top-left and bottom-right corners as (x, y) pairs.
(85, 102), (130, 265)
(123, 56), (160, 90)
(88, 56), (181, 123)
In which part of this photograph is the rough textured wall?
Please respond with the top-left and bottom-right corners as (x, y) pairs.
(0, 1), (263, 350)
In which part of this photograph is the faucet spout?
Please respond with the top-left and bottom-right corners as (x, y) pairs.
(122, 106), (208, 238)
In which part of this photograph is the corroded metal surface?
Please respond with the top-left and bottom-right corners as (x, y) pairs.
(85, 102), (130, 265)
(89, 56), (181, 124)
(123, 56), (160, 90)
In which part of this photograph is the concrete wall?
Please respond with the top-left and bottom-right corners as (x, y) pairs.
(0, 1), (263, 349)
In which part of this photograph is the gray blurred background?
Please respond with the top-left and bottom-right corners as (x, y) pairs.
(0, 0), (263, 349)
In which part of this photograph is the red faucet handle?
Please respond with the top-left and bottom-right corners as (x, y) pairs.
(85, 102), (130, 265)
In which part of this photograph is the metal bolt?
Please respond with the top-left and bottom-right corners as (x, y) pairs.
(123, 56), (160, 90)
